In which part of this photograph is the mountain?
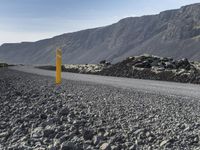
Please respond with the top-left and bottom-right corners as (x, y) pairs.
(1, 3), (200, 64)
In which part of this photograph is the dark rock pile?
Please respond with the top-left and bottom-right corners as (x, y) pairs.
(1, 69), (200, 149)
(97, 55), (200, 84)
(0, 63), (8, 68)
(37, 54), (200, 84)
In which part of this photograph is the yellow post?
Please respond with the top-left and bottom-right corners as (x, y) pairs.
(56, 48), (62, 84)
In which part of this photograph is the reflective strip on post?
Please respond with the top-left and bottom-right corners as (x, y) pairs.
(56, 48), (62, 84)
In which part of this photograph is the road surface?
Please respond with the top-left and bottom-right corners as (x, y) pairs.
(10, 66), (200, 98)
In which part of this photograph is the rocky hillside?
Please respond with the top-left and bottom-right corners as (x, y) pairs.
(1, 3), (200, 64)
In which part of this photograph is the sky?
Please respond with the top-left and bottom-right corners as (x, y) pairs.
(0, 0), (200, 45)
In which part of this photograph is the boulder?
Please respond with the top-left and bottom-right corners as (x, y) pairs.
(165, 62), (176, 69)
(100, 60), (106, 64)
(177, 58), (191, 70)
(135, 61), (151, 68)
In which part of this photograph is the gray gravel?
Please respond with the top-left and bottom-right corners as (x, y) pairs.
(1, 69), (200, 150)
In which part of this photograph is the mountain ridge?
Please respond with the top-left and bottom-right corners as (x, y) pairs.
(1, 3), (200, 64)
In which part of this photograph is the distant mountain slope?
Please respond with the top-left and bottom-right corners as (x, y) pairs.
(1, 3), (200, 64)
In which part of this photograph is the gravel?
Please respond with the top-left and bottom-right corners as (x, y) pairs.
(1, 69), (200, 149)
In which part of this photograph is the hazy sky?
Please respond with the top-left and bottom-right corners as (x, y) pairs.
(0, 0), (200, 45)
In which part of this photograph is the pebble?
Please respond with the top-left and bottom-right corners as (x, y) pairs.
(59, 107), (69, 116)
(60, 141), (77, 150)
(31, 127), (43, 138)
(43, 127), (55, 138)
(83, 129), (94, 140)
(100, 143), (111, 150)
(93, 135), (102, 145)
(160, 140), (169, 147)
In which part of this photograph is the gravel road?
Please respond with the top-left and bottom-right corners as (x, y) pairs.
(11, 66), (200, 98)
(1, 68), (200, 150)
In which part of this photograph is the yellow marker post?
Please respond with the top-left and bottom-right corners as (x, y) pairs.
(56, 48), (62, 84)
